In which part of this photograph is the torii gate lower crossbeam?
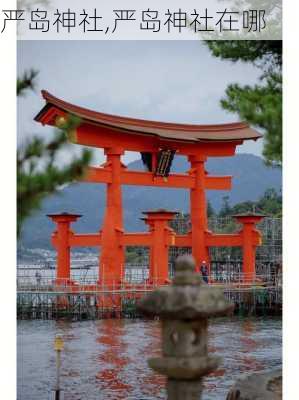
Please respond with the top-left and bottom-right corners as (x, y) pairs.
(48, 211), (264, 286)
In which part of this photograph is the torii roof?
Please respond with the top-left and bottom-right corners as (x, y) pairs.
(35, 91), (262, 142)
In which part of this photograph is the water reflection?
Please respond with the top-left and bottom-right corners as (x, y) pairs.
(95, 320), (133, 399)
(139, 321), (165, 399)
(238, 320), (263, 373)
(17, 317), (281, 400)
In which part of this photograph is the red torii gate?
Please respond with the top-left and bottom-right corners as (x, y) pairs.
(36, 90), (263, 285)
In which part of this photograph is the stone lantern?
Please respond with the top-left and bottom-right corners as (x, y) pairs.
(138, 254), (234, 400)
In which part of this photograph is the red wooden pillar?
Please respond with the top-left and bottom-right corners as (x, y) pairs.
(188, 155), (210, 274)
(234, 214), (264, 283)
(99, 147), (125, 286)
(47, 212), (81, 285)
(143, 210), (177, 285)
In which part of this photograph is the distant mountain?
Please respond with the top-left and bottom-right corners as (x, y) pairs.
(19, 154), (281, 250)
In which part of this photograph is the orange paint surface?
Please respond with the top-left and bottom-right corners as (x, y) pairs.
(39, 93), (264, 289)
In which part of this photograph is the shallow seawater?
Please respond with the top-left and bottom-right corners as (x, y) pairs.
(17, 317), (282, 400)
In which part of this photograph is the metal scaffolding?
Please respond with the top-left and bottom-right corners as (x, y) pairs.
(169, 214), (282, 262)
(17, 216), (282, 288)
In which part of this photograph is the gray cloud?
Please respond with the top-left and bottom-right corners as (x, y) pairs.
(17, 40), (263, 164)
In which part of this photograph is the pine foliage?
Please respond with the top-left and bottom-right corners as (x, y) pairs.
(17, 71), (92, 235)
(205, 40), (282, 165)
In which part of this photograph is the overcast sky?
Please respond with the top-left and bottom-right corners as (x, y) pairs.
(17, 40), (263, 164)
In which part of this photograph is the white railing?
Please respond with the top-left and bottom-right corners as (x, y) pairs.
(16, 272), (282, 293)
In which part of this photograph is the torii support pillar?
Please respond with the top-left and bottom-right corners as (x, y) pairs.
(99, 148), (125, 286)
(188, 155), (210, 273)
(143, 210), (177, 285)
(47, 212), (81, 285)
(234, 214), (265, 283)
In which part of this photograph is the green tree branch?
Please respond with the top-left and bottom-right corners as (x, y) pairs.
(17, 71), (92, 235)
(205, 40), (282, 165)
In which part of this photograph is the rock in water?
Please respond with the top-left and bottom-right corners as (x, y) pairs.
(226, 369), (282, 400)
